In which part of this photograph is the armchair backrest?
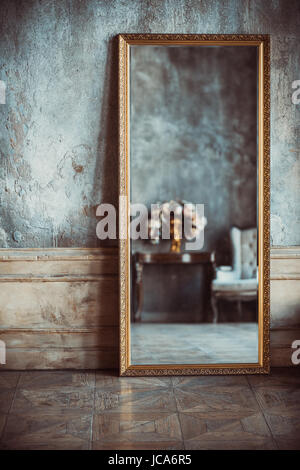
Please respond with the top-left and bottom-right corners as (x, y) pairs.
(230, 227), (257, 280)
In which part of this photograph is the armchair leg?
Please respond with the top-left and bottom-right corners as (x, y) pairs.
(237, 300), (242, 320)
(211, 294), (219, 323)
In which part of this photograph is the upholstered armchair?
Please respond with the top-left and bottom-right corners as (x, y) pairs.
(211, 227), (258, 323)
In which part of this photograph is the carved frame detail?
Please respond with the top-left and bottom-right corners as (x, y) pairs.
(119, 34), (270, 376)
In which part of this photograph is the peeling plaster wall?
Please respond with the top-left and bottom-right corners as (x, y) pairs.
(0, 0), (300, 247)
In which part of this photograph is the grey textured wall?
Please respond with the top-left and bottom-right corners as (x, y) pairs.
(0, 0), (300, 248)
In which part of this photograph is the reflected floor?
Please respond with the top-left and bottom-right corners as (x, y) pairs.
(131, 322), (258, 365)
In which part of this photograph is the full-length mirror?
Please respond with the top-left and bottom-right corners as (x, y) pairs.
(119, 34), (270, 376)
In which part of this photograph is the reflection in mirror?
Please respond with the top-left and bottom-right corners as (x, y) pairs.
(129, 45), (258, 365)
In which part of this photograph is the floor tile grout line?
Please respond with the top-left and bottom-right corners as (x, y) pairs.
(0, 372), (21, 444)
(172, 380), (186, 450)
(246, 375), (279, 450)
(89, 370), (97, 450)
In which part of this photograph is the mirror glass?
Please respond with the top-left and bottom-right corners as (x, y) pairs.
(129, 44), (258, 365)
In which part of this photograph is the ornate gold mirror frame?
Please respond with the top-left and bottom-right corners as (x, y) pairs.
(119, 34), (270, 376)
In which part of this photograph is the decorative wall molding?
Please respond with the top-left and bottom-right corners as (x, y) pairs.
(271, 246), (300, 280)
(270, 246), (300, 366)
(271, 246), (300, 259)
(0, 247), (119, 369)
(0, 246), (299, 369)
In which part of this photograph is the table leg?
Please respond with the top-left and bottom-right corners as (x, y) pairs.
(211, 294), (219, 324)
(203, 263), (215, 323)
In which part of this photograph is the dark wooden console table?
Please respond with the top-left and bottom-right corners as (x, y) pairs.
(132, 251), (215, 322)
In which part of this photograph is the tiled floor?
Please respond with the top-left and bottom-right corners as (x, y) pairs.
(0, 368), (299, 450)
